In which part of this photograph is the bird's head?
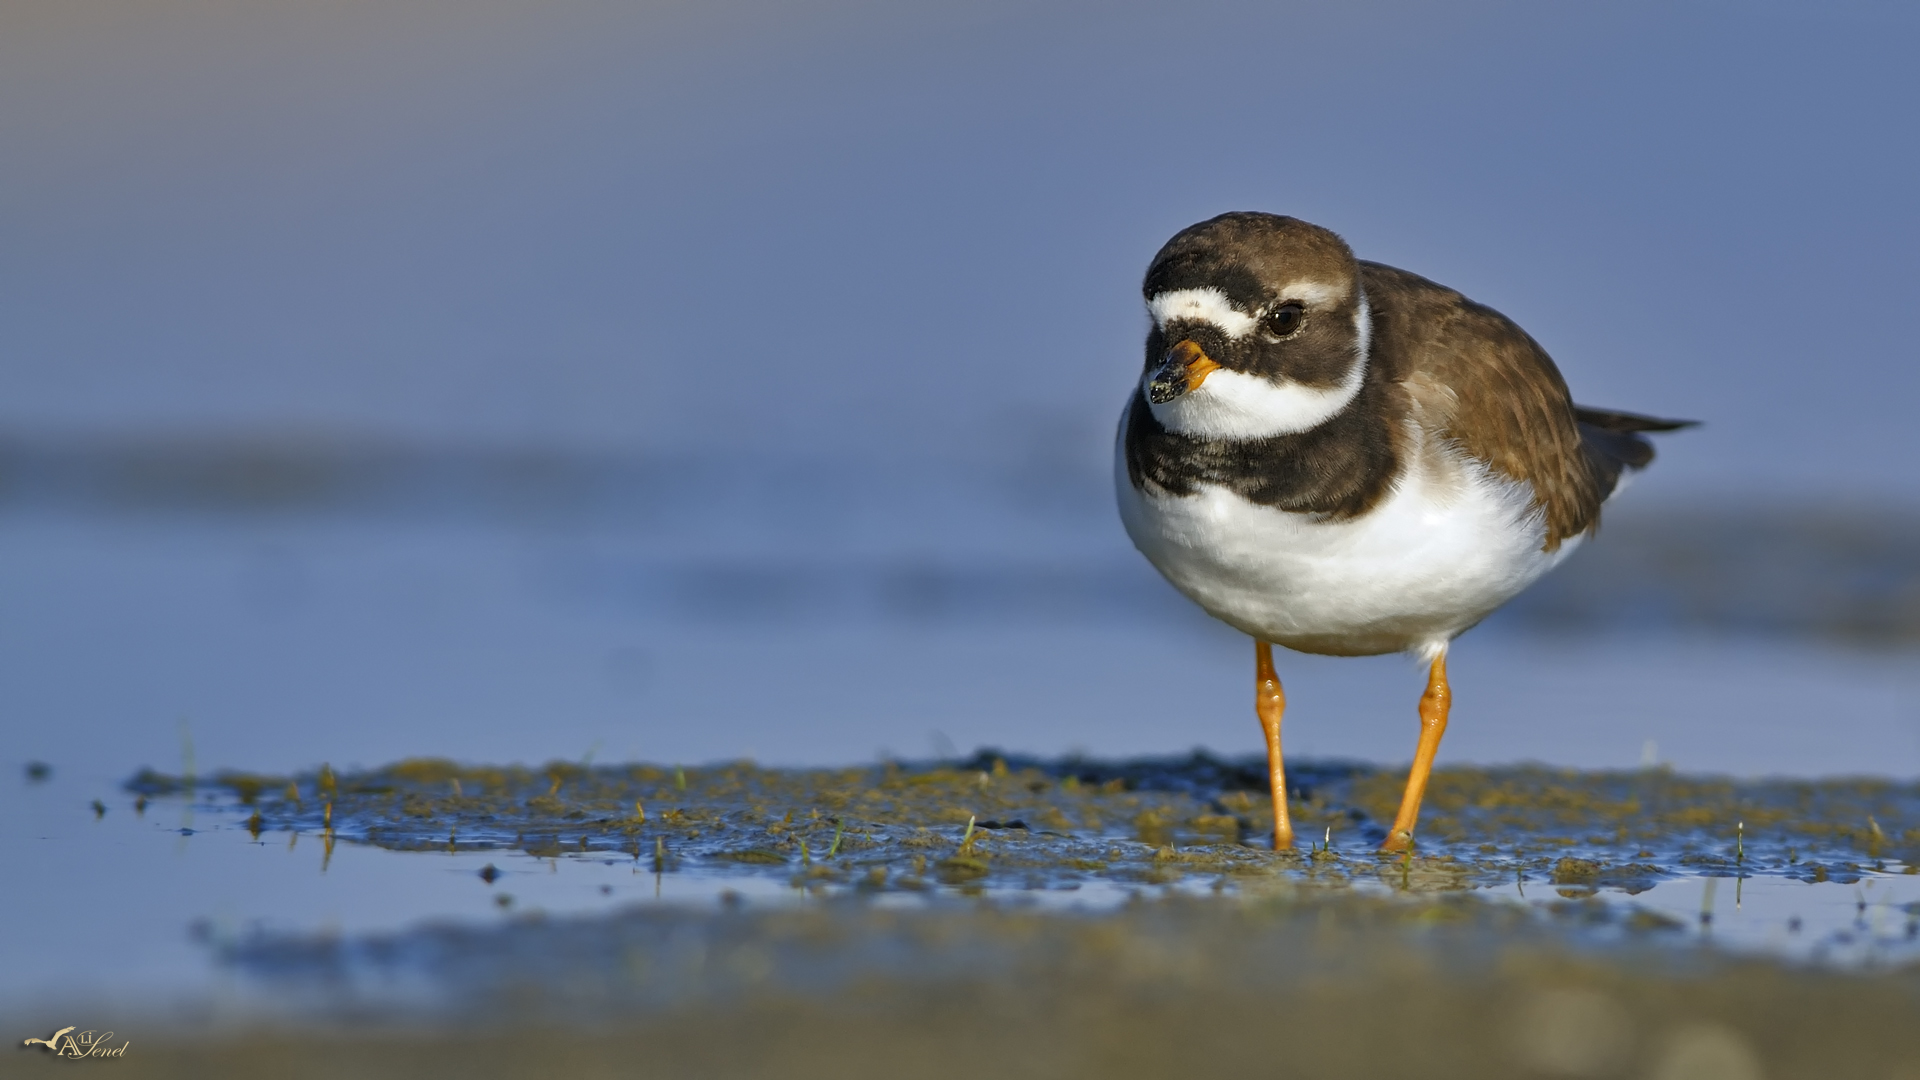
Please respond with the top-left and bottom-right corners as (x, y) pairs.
(1140, 212), (1370, 439)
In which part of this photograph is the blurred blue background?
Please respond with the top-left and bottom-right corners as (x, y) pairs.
(5, 0), (1919, 779)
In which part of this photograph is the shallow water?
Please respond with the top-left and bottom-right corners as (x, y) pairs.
(6, 506), (1919, 778)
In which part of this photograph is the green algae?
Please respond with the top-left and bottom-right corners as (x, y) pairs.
(127, 752), (1920, 899)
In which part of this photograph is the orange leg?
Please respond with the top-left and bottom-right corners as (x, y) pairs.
(1380, 651), (1451, 853)
(1255, 640), (1294, 850)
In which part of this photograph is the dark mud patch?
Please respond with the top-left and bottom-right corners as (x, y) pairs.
(127, 751), (1920, 897)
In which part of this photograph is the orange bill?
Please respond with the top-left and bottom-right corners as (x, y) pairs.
(1146, 339), (1223, 403)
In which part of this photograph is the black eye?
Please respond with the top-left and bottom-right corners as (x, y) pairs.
(1263, 302), (1304, 338)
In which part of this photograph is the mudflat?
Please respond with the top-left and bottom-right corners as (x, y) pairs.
(17, 754), (1920, 1079)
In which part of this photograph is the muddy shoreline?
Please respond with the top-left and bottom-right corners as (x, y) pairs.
(12, 754), (1919, 1079)
(128, 752), (1920, 892)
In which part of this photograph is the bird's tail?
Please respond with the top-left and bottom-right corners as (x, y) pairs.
(1575, 405), (1697, 497)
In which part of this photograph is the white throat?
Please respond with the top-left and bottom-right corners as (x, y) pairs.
(1145, 294), (1371, 439)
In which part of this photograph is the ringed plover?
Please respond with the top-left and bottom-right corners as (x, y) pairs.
(1116, 212), (1693, 852)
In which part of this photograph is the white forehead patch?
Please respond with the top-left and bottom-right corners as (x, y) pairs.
(1148, 288), (1256, 340)
(1144, 290), (1373, 440)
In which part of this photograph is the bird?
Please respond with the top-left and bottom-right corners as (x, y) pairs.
(1115, 212), (1692, 853)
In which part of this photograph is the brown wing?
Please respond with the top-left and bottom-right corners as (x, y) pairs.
(1362, 261), (1610, 550)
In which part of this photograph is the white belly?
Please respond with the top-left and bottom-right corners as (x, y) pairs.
(1116, 416), (1578, 657)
